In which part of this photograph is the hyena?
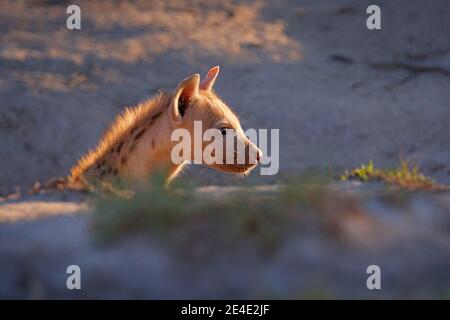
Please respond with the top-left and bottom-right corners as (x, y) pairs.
(69, 66), (262, 189)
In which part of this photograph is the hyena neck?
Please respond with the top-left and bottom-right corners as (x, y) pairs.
(70, 91), (184, 186)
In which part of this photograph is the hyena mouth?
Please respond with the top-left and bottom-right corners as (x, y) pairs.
(211, 163), (257, 174)
(229, 163), (257, 173)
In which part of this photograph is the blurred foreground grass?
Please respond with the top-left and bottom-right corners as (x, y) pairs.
(92, 160), (449, 251)
(92, 172), (334, 246)
(37, 165), (450, 298)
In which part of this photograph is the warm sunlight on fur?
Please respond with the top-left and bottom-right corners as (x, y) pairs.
(69, 66), (262, 188)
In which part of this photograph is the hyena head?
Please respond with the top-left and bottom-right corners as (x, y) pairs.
(169, 66), (262, 174)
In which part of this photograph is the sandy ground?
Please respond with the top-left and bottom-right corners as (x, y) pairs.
(1, 0), (450, 299)
(0, 185), (450, 299)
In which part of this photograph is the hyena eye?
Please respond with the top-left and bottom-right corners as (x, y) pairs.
(220, 128), (227, 136)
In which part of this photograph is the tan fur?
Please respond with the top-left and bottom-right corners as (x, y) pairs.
(69, 92), (171, 184)
(69, 67), (261, 188)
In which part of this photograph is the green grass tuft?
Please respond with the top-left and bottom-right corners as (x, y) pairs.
(340, 159), (449, 191)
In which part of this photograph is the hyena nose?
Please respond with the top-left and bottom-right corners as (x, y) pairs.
(256, 149), (262, 163)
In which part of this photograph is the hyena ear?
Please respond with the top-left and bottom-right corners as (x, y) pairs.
(170, 73), (200, 124)
(200, 66), (220, 91)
